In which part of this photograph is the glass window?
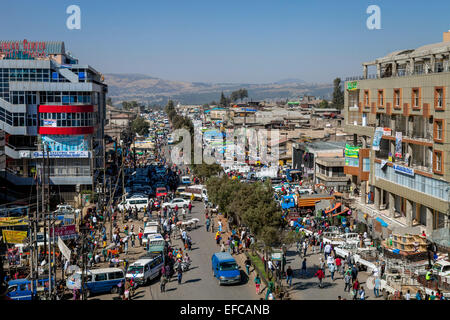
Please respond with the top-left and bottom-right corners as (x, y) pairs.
(95, 273), (107, 281)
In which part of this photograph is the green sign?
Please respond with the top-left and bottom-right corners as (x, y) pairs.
(347, 81), (358, 91)
(344, 144), (360, 158)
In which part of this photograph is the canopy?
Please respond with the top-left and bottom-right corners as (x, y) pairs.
(331, 207), (350, 217)
(325, 203), (341, 214)
(298, 199), (320, 207)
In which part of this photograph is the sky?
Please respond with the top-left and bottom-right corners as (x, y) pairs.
(2, 0), (450, 84)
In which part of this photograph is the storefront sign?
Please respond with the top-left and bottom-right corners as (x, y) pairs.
(2, 230), (27, 244)
(382, 128), (392, 136)
(32, 151), (89, 158)
(50, 225), (78, 240)
(393, 164), (414, 176)
(19, 151), (31, 158)
(345, 144), (360, 158)
(347, 81), (358, 91)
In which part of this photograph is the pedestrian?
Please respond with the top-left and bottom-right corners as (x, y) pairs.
(220, 242), (226, 252)
(315, 268), (325, 288)
(215, 231), (221, 245)
(359, 286), (365, 300)
(374, 277), (381, 298)
(344, 271), (352, 292)
(301, 258), (307, 277)
(254, 274), (261, 294)
(352, 278), (360, 300)
(329, 263), (336, 281)
(188, 202), (192, 214)
(245, 257), (252, 276)
(130, 232), (135, 247)
(351, 264), (358, 284)
(335, 257), (342, 275)
(206, 218), (210, 232)
(416, 290), (422, 300)
(405, 289), (411, 300)
(302, 241), (308, 257)
(218, 220), (222, 233)
(160, 274), (168, 293)
(286, 266), (293, 288)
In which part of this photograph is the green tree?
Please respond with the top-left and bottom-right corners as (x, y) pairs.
(106, 97), (113, 106)
(239, 88), (248, 102)
(317, 99), (329, 108)
(331, 78), (344, 110)
(219, 92), (228, 107)
(131, 116), (150, 136)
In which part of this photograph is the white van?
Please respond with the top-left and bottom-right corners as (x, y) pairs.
(117, 197), (149, 211)
(180, 185), (208, 201)
(125, 255), (164, 285)
(142, 225), (159, 245)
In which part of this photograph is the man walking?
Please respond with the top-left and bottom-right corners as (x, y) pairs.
(245, 257), (252, 276)
(301, 258), (307, 277)
(205, 217), (210, 232)
(344, 271), (352, 292)
(315, 268), (325, 288)
(286, 266), (293, 288)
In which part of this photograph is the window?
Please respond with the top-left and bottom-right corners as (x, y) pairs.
(434, 119), (444, 143)
(363, 158), (370, 172)
(95, 273), (107, 281)
(433, 150), (443, 174)
(393, 89), (401, 108)
(378, 90), (384, 108)
(364, 90), (370, 106)
(412, 88), (420, 109)
(434, 87), (445, 110)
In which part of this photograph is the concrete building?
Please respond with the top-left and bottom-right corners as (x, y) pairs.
(315, 157), (350, 192)
(0, 40), (107, 202)
(344, 32), (450, 236)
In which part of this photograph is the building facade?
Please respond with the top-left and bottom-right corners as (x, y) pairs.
(344, 32), (450, 235)
(0, 40), (107, 200)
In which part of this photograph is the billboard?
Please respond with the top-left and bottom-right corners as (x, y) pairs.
(2, 230), (28, 244)
(50, 225), (78, 240)
(32, 151), (89, 158)
(42, 135), (89, 152)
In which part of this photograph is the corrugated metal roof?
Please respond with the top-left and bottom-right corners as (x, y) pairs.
(0, 40), (65, 55)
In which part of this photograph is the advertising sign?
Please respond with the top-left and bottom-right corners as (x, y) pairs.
(372, 127), (383, 151)
(43, 119), (57, 127)
(345, 144), (360, 158)
(19, 151), (31, 158)
(2, 230), (28, 244)
(50, 225), (78, 240)
(395, 131), (402, 158)
(42, 135), (89, 152)
(347, 81), (358, 91)
(393, 164), (414, 176)
(32, 151), (89, 158)
(382, 128), (392, 136)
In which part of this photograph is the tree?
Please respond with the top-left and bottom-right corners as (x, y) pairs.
(131, 116), (150, 136)
(239, 88), (248, 102)
(219, 92), (228, 107)
(317, 100), (329, 108)
(331, 78), (344, 110)
(106, 97), (113, 106)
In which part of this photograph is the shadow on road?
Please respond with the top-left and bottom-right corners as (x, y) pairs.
(184, 278), (201, 284)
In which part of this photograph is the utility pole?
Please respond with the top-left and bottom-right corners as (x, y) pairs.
(122, 143), (125, 223)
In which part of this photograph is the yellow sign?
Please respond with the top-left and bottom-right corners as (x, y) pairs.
(0, 217), (28, 227)
(2, 230), (28, 244)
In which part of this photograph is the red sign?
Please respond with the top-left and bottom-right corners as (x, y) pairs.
(0, 39), (47, 58)
(50, 225), (77, 240)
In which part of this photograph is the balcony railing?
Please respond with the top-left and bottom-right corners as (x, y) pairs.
(345, 62), (450, 81)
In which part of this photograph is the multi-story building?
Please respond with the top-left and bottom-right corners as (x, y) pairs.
(0, 40), (107, 202)
(344, 32), (450, 236)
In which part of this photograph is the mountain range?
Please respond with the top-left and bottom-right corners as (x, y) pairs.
(104, 73), (333, 105)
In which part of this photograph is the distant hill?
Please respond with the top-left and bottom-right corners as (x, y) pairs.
(104, 73), (332, 105)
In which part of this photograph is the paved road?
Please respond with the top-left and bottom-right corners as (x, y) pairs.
(137, 201), (256, 300)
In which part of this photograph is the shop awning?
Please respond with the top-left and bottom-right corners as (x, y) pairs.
(325, 203), (341, 214)
(332, 207), (349, 217)
(298, 199), (320, 207)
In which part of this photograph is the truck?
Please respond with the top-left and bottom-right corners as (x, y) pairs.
(179, 185), (208, 201)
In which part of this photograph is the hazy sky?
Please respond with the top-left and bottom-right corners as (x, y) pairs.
(2, 0), (450, 83)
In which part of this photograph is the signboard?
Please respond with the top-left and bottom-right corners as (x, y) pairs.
(0, 40), (47, 59)
(42, 135), (89, 152)
(2, 230), (27, 244)
(50, 225), (78, 240)
(393, 164), (414, 176)
(382, 128), (392, 136)
(19, 151), (31, 158)
(344, 144), (360, 158)
(32, 151), (89, 158)
(395, 132), (402, 158)
(347, 81), (358, 91)
(372, 127), (383, 151)
(43, 119), (57, 127)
